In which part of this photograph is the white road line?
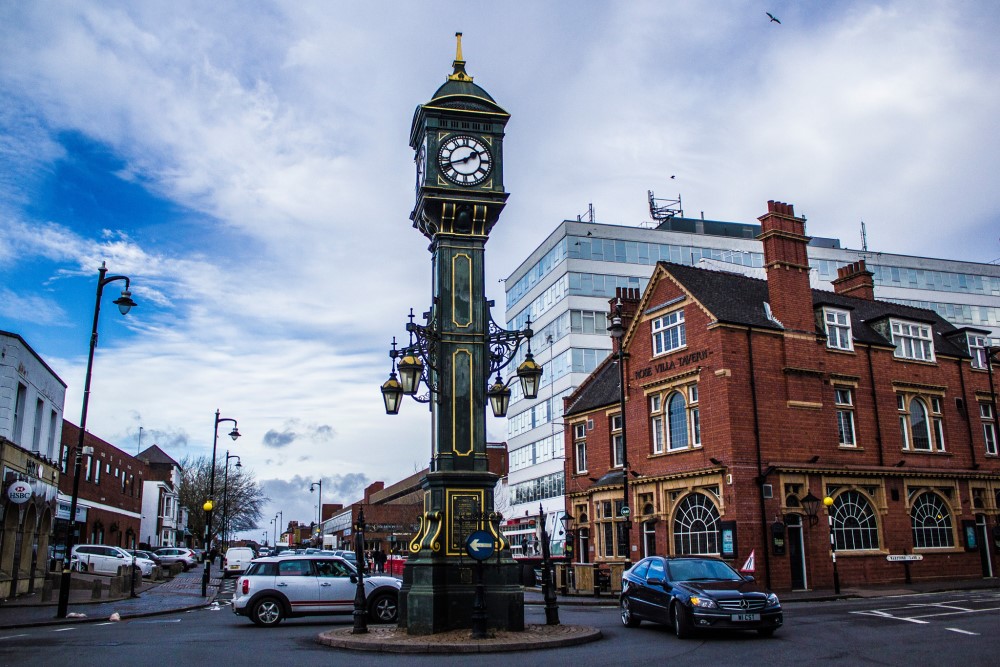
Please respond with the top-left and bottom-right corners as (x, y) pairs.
(946, 628), (979, 635)
(52, 628), (75, 632)
(908, 606), (1000, 620)
(0, 634), (29, 641)
(850, 610), (929, 624)
(96, 622), (115, 626)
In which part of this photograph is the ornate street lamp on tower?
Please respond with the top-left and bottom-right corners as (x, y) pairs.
(57, 262), (136, 619)
(201, 410), (240, 597)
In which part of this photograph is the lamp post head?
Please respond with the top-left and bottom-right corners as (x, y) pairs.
(487, 373), (512, 418)
(516, 352), (543, 400)
(608, 298), (625, 340)
(397, 354), (424, 396)
(228, 426), (240, 441)
(203, 500), (214, 512)
(823, 496), (834, 508)
(235, 460), (242, 469)
(113, 288), (137, 315)
(381, 372), (403, 414)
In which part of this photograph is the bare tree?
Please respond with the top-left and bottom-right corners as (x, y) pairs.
(179, 456), (268, 546)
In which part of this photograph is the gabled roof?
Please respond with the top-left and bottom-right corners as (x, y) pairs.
(137, 445), (181, 469)
(565, 261), (970, 418)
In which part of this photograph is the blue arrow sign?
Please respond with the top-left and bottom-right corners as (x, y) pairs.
(465, 530), (495, 561)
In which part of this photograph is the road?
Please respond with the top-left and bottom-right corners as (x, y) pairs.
(0, 589), (996, 666)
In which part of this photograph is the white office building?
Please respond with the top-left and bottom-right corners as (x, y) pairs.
(501, 213), (1000, 550)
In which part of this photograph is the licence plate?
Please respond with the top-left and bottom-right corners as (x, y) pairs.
(229, 565), (239, 569)
(732, 613), (760, 622)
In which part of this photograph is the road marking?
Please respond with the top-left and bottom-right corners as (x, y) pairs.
(946, 628), (979, 636)
(0, 634), (29, 640)
(52, 628), (75, 632)
(96, 622), (115, 626)
(851, 610), (929, 624)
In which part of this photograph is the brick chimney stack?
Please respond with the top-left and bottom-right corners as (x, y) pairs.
(608, 287), (641, 347)
(832, 260), (875, 300)
(757, 200), (814, 333)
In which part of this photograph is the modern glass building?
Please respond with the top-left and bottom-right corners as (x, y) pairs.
(501, 214), (1000, 549)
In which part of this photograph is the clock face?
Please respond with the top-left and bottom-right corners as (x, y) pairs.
(438, 135), (492, 186)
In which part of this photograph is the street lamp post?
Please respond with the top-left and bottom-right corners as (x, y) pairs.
(559, 513), (575, 594)
(310, 480), (323, 545)
(823, 496), (841, 594)
(220, 453), (242, 550)
(57, 262), (136, 619)
(201, 410), (240, 597)
(538, 503), (559, 625)
(274, 511), (283, 546)
(608, 297), (633, 562)
(352, 507), (368, 634)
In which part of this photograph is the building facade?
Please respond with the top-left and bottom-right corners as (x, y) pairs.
(502, 212), (1000, 551)
(0, 331), (65, 598)
(136, 445), (185, 548)
(562, 200), (1000, 591)
(57, 422), (146, 554)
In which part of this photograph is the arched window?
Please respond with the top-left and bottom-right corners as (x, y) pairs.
(667, 392), (688, 450)
(830, 490), (880, 551)
(909, 399), (931, 451)
(672, 492), (720, 555)
(911, 492), (954, 548)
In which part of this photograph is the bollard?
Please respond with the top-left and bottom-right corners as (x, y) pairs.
(91, 578), (103, 600)
(41, 579), (53, 602)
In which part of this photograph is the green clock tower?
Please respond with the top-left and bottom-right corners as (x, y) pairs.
(393, 33), (528, 635)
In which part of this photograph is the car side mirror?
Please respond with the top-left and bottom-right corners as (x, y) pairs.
(743, 574), (755, 583)
(646, 577), (664, 587)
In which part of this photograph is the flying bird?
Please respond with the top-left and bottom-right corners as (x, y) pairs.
(766, 12), (781, 24)
(670, 175), (676, 179)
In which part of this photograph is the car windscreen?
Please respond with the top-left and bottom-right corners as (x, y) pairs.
(667, 559), (741, 582)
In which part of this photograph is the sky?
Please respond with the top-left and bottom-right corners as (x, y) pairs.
(2, 1), (999, 541)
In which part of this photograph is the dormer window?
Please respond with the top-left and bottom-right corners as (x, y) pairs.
(890, 319), (935, 362)
(651, 309), (686, 356)
(824, 308), (853, 351)
(968, 333), (988, 369)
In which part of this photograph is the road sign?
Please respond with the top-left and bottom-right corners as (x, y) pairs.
(620, 506), (631, 517)
(465, 531), (495, 561)
(886, 554), (923, 562)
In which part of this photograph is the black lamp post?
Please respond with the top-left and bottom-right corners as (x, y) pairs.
(608, 297), (633, 562)
(57, 262), (136, 619)
(801, 491), (821, 526)
(559, 513), (575, 593)
(201, 410), (240, 597)
(310, 480), (323, 544)
(538, 503), (559, 625)
(274, 511), (283, 546)
(352, 507), (368, 634)
(220, 453), (242, 550)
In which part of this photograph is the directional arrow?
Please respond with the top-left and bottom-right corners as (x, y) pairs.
(465, 530), (496, 561)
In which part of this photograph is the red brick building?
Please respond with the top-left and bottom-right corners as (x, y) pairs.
(57, 422), (146, 552)
(563, 200), (1000, 592)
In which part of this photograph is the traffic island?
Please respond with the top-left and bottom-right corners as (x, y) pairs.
(316, 624), (601, 654)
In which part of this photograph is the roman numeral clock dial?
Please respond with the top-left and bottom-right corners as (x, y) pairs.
(438, 135), (492, 186)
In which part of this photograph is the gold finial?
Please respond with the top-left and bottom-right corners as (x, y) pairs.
(447, 31), (474, 82)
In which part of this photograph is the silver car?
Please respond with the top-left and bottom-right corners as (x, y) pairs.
(154, 547), (198, 570)
(232, 554), (400, 627)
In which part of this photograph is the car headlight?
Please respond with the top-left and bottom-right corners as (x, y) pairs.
(689, 596), (718, 609)
(765, 593), (780, 608)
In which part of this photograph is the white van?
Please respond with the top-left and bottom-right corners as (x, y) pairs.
(72, 544), (135, 575)
(223, 547), (255, 578)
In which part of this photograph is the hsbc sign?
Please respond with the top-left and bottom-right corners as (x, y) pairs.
(7, 480), (32, 504)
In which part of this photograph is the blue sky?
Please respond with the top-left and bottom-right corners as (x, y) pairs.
(2, 1), (999, 537)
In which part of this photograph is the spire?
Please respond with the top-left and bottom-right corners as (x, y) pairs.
(448, 31), (474, 82)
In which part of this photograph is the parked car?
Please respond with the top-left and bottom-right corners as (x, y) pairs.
(223, 547), (255, 578)
(232, 554), (401, 627)
(619, 556), (782, 638)
(72, 544), (150, 576)
(257, 547), (273, 557)
(155, 547), (199, 570)
(133, 549), (162, 566)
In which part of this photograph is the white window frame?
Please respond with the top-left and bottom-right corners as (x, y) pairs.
(611, 415), (624, 468)
(890, 319), (935, 362)
(968, 334), (988, 369)
(898, 393), (946, 452)
(824, 308), (853, 351)
(835, 387), (856, 446)
(573, 423), (588, 473)
(981, 403), (997, 456)
(651, 309), (686, 356)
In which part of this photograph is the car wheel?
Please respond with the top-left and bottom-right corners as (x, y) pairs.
(672, 602), (693, 639)
(620, 596), (641, 628)
(250, 597), (284, 627)
(368, 592), (398, 623)
(757, 627), (777, 638)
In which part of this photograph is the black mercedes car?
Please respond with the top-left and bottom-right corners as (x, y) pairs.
(620, 556), (782, 638)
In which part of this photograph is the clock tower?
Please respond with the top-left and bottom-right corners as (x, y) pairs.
(395, 33), (526, 636)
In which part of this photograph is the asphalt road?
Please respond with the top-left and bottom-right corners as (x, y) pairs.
(0, 590), (996, 667)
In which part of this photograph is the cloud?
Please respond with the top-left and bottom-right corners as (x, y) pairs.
(263, 429), (296, 449)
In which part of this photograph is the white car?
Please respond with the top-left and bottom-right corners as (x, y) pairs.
(72, 544), (148, 576)
(233, 554), (400, 627)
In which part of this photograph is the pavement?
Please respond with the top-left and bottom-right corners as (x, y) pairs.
(0, 566), (995, 651)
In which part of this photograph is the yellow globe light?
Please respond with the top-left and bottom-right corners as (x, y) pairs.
(203, 500), (214, 512)
(823, 496), (834, 507)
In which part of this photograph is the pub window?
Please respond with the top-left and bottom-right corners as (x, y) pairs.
(835, 388), (856, 446)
